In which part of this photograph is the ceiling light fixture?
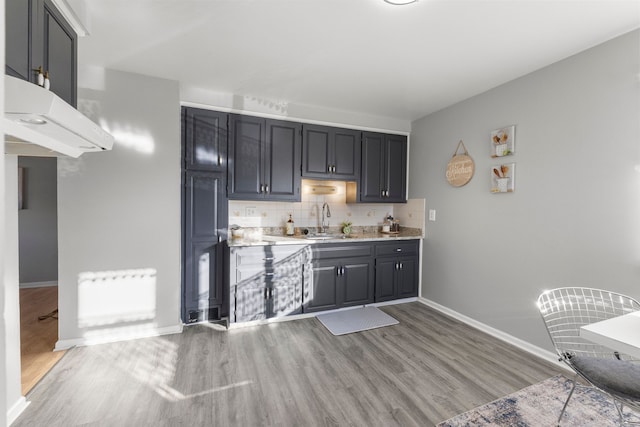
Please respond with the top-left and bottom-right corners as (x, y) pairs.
(384, 0), (417, 5)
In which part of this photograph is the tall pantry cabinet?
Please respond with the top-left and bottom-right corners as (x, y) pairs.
(181, 108), (229, 322)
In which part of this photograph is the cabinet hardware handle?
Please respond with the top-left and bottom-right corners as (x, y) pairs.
(218, 235), (222, 243)
(263, 257), (274, 261)
(395, 248), (402, 252)
(341, 267), (345, 275)
(218, 155), (222, 165)
(269, 288), (274, 299)
(260, 184), (264, 193)
(328, 165), (332, 173)
(400, 263), (403, 270)
(395, 262), (399, 270)
(265, 272), (274, 276)
(264, 288), (268, 299)
(265, 185), (269, 193)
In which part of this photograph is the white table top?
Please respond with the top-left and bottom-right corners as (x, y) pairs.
(580, 311), (640, 359)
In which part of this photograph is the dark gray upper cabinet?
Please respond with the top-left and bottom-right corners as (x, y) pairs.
(6, 0), (77, 107)
(360, 132), (407, 203)
(183, 108), (227, 172)
(6, 0), (33, 81)
(228, 115), (301, 201)
(302, 124), (360, 180)
(265, 119), (302, 200)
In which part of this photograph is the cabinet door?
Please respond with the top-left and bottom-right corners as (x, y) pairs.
(304, 259), (340, 313)
(384, 134), (407, 202)
(235, 283), (268, 323)
(302, 124), (331, 178)
(396, 256), (418, 299)
(375, 258), (397, 302)
(265, 119), (301, 201)
(183, 108), (227, 172)
(6, 0), (33, 80)
(333, 128), (360, 180)
(342, 258), (374, 307)
(39, 0), (77, 106)
(272, 277), (303, 317)
(228, 115), (265, 199)
(360, 132), (385, 202)
(183, 172), (228, 322)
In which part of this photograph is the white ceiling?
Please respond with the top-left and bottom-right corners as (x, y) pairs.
(76, 0), (640, 122)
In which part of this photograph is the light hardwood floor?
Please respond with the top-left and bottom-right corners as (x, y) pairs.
(14, 302), (563, 426)
(19, 286), (66, 395)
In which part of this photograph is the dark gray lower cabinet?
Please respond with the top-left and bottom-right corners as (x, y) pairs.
(304, 243), (374, 313)
(231, 245), (309, 322)
(228, 240), (419, 322)
(374, 241), (419, 302)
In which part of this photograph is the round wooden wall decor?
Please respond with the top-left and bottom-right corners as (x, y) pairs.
(446, 140), (475, 187)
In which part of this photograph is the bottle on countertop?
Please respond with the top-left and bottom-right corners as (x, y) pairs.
(35, 66), (44, 86)
(382, 215), (393, 233)
(286, 214), (295, 236)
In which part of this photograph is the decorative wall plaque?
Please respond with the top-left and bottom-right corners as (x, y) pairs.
(491, 125), (515, 158)
(446, 140), (475, 187)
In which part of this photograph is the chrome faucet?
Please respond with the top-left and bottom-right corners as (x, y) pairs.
(321, 202), (331, 234)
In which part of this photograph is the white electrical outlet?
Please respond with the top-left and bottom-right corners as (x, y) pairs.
(428, 209), (436, 222)
(245, 207), (257, 216)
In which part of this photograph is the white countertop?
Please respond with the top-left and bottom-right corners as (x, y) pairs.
(228, 229), (423, 247)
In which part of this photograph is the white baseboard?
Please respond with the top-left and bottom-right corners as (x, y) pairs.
(7, 396), (29, 426)
(226, 298), (419, 330)
(19, 281), (57, 289)
(418, 297), (570, 372)
(54, 324), (183, 351)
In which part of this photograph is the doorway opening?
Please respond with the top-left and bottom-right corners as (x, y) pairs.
(17, 156), (64, 394)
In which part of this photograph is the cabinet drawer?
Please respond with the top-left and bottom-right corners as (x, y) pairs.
(234, 245), (307, 267)
(374, 241), (418, 257)
(312, 243), (373, 260)
(237, 265), (301, 283)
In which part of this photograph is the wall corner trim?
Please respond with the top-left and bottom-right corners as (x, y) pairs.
(7, 396), (29, 426)
(418, 297), (570, 372)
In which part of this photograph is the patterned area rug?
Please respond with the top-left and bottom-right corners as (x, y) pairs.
(438, 375), (640, 426)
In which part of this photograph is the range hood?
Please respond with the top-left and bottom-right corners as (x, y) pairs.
(4, 75), (114, 158)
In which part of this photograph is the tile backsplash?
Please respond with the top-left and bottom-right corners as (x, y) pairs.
(229, 180), (425, 233)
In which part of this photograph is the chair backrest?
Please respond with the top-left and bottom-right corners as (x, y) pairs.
(537, 287), (640, 360)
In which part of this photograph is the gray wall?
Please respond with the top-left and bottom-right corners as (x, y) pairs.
(18, 157), (58, 284)
(57, 67), (182, 347)
(410, 30), (640, 353)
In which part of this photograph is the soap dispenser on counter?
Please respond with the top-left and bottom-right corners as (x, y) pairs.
(286, 214), (295, 236)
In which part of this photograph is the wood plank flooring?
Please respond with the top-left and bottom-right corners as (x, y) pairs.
(19, 286), (65, 395)
(14, 302), (563, 426)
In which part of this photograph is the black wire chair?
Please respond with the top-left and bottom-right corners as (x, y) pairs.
(537, 287), (640, 426)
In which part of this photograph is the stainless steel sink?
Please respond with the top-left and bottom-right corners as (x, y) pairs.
(305, 234), (345, 240)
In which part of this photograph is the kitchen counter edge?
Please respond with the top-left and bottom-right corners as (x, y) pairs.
(228, 228), (424, 247)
